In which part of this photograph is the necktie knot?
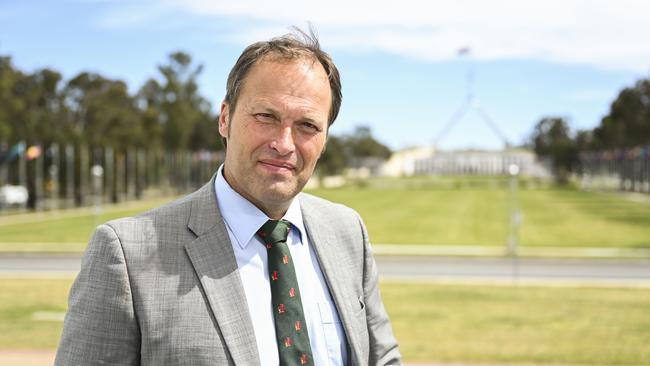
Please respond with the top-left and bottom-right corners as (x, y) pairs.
(257, 219), (291, 245)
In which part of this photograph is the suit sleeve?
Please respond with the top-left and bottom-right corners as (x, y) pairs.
(55, 224), (141, 366)
(358, 214), (402, 365)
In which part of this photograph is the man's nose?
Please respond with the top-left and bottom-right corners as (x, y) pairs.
(271, 125), (295, 155)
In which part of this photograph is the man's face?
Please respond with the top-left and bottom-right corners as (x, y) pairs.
(219, 57), (331, 216)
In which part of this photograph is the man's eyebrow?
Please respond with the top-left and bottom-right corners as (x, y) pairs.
(253, 104), (324, 123)
(302, 118), (328, 130)
(248, 102), (279, 115)
(300, 116), (317, 123)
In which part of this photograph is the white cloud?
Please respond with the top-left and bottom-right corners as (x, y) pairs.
(98, 0), (650, 72)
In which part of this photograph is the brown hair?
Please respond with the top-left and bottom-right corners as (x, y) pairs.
(223, 26), (342, 128)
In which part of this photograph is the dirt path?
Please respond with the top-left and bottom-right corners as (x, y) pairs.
(0, 350), (486, 366)
(0, 350), (55, 366)
(0, 350), (579, 366)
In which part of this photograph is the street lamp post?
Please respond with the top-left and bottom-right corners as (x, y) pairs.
(507, 163), (522, 283)
(91, 165), (104, 227)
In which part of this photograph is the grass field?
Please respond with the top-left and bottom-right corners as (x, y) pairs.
(0, 279), (71, 349)
(383, 282), (650, 365)
(310, 187), (650, 248)
(312, 177), (650, 248)
(2, 278), (649, 365)
(1, 176), (650, 252)
(0, 198), (176, 252)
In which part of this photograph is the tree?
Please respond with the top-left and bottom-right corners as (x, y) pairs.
(1, 67), (69, 208)
(317, 135), (347, 176)
(316, 126), (391, 177)
(0, 64), (68, 146)
(529, 117), (577, 184)
(151, 51), (217, 151)
(189, 111), (222, 151)
(593, 78), (650, 148)
(64, 72), (142, 151)
(344, 126), (392, 160)
(135, 79), (164, 151)
(0, 56), (21, 142)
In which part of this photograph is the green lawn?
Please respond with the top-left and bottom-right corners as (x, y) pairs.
(0, 211), (141, 251)
(1, 176), (650, 252)
(382, 282), (650, 365)
(519, 189), (650, 248)
(310, 184), (650, 248)
(0, 198), (175, 252)
(3, 278), (649, 365)
(0, 278), (71, 349)
(310, 187), (510, 246)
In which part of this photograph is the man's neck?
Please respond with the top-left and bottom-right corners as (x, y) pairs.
(221, 167), (290, 220)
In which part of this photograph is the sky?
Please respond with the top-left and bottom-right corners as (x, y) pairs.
(1, 0), (649, 151)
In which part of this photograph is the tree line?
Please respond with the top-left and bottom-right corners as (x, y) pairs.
(0, 51), (218, 155)
(529, 77), (650, 183)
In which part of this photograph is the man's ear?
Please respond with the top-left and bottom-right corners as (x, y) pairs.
(218, 102), (230, 139)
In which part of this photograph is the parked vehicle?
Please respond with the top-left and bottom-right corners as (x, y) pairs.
(0, 185), (29, 207)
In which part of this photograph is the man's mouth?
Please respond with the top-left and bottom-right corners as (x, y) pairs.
(258, 159), (296, 172)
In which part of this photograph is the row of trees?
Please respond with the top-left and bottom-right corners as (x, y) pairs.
(530, 77), (650, 182)
(0, 52), (218, 154)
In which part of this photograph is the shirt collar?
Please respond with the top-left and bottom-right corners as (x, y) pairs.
(214, 165), (307, 249)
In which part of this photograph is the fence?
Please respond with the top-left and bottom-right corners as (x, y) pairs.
(0, 143), (224, 212)
(579, 146), (650, 193)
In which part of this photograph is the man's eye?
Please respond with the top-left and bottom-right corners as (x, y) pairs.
(300, 122), (320, 133)
(255, 113), (275, 122)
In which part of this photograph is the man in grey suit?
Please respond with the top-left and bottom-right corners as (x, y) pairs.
(56, 28), (401, 366)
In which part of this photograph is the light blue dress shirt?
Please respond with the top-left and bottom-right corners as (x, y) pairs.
(215, 166), (348, 366)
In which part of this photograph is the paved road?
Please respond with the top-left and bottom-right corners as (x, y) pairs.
(1, 253), (649, 285)
(376, 256), (650, 285)
(0, 254), (82, 275)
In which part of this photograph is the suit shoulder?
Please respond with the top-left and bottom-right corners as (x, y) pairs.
(104, 191), (196, 234)
(298, 192), (361, 222)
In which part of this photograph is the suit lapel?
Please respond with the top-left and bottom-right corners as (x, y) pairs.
(184, 178), (260, 366)
(300, 196), (364, 365)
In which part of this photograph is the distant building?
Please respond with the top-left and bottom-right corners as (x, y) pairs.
(381, 147), (550, 177)
(347, 156), (386, 179)
(381, 146), (436, 177)
(415, 148), (549, 177)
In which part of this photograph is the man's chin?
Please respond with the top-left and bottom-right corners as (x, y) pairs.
(261, 183), (302, 202)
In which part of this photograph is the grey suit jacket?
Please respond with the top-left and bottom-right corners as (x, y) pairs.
(55, 177), (401, 365)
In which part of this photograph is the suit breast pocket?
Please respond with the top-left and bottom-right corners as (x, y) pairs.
(318, 301), (347, 366)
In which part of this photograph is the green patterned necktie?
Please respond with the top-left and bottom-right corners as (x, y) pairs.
(256, 219), (313, 366)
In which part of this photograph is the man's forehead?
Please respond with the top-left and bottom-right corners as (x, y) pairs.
(252, 54), (321, 74)
(240, 57), (330, 98)
(259, 50), (319, 65)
